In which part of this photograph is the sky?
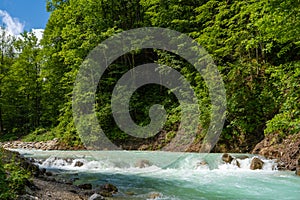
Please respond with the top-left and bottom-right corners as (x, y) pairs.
(0, 0), (50, 40)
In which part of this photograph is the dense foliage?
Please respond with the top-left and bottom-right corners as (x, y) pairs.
(0, 0), (299, 151)
(0, 148), (31, 199)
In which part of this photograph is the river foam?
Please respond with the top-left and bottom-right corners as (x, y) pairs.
(14, 150), (300, 200)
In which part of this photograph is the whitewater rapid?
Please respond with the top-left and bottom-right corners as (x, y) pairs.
(14, 150), (300, 200)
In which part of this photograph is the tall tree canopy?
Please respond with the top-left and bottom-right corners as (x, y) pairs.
(0, 0), (299, 152)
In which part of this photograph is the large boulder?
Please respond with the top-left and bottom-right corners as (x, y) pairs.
(250, 157), (264, 170)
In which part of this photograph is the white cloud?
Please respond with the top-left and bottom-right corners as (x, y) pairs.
(0, 10), (25, 36)
(32, 29), (44, 43)
(0, 11), (44, 44)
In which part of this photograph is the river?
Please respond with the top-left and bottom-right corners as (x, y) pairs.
(14, 150), (300, 200)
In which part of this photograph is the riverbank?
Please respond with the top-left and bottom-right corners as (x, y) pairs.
(23, 176), (89, 200)
(252, 132), (300, 171)
(2, 133), (300, 171)
(0, 139), (86, 151)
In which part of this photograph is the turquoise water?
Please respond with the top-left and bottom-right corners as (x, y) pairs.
(17, 150), (300, 200)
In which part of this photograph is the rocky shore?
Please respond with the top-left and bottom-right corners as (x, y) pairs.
(0, 147), (143, 200)
(252, 132), (300, 171)
(0, 139), (86, 151)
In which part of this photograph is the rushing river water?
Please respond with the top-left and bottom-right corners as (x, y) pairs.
(15, 150), (300, 200)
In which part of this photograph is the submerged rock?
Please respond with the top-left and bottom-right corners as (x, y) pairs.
(250, 157), (264, 170)
(135, 159), (151, 168)
(196, 160), (208, 166)
(235, 155), (249, 160)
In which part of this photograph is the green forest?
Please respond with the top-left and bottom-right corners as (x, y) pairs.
(0, 0), (299, 152)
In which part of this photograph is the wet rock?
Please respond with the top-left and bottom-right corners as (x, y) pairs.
(250, 157), (264, 170)
(231, 159), (240, 168)
(64, 158), (73, 164)
(99, 191), (112, 197)
(40, 168), (46, 175)
(78, 183), (93, 190)
(89, 193), (105, 200)
(135, 159), (151, 168)
(98, 183), (118, 197)
(45, 171), (53, 176)
(196, 160), (208, 166)
(100, 183), (118, 193)
(295, 168), (300, 176)
(277, 160), (286, 170)
(75, 161), (84, 167)
(222, 153), (234, 164)
(22, 159), (41, 177)
(296, 157), (300, 176)
(0, 148), (41, 177)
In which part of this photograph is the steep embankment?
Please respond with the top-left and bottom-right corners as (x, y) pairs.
(252, 133), (300, 171)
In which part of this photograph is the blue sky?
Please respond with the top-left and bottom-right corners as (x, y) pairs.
(0, 0), (50, 34)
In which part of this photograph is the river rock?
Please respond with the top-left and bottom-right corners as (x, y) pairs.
(250, 157), (264, 170)
(78, 183), (93, 190)
(196, 160), (208, 167)
(222, 153), (234, 163)
(75, 161), (84, 167)
(99, 183), (118, 197)
(89, 193), (105, 200)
